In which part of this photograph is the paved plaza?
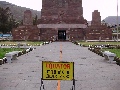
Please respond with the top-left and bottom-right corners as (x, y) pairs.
(0, 42), (120, 90)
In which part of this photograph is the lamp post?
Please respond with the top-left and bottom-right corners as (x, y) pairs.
(117, 0), (119, 41)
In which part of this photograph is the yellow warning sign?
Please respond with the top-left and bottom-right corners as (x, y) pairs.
(42, 61), (74, 80)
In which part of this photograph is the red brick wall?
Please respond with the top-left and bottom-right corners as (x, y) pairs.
(40, 0), (85, 24)
(12, 25), (40, 40)
(39, 28), (85, 41)
(91, 10), (101, 25)
(86, 25), (112, 40)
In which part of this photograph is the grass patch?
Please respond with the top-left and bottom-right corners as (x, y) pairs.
(102, 48), (120, 58)
(0, 41), (44, 59)
(0, 48), (24, 59)
(0, 41), (43, 46)
(77, 41), (120, 46)
(25, 41), (43, 45)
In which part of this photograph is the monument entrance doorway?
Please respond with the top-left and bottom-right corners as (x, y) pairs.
(58, 30), (66, 40)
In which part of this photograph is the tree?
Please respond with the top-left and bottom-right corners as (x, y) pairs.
(19, 20), (23, 25)
(0, 7), (11, 33)
(33, 15), (38, 25)
(0, 7), (19, 33)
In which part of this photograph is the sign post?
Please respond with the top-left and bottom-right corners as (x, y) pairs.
(40, 78), (44, 90)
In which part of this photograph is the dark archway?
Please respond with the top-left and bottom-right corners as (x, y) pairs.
(58, 30), (66, 40)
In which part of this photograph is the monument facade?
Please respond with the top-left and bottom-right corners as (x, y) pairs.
(12, 0), (112, 41)
(12, 10), (40, 41)
(86, 10), (112, 40)
(41, 0), (85, 24)
(37, 0), (88, 41)
(37, 0), (112, 41)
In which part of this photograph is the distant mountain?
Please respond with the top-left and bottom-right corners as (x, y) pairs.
(0, 1), (41, 21)
(103, 16), (120, 25)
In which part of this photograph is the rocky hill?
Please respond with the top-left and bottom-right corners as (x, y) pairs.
(0, 1), (41, 21)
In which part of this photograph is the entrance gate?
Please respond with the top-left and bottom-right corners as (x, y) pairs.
(58, 30), (66, 40)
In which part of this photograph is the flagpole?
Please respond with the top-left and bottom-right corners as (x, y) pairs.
(117, 0), (119, 41)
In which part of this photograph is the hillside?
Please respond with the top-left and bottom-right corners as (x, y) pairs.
(103, 16), (120, 25)
(0, 1), (41, 21)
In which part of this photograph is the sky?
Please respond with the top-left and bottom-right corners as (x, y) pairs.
(0, 0), (120, 21)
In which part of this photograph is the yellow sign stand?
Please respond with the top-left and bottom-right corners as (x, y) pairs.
(42, 61), (74, 80)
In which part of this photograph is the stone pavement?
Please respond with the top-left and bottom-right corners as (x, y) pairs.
(0, 42), (120, 90)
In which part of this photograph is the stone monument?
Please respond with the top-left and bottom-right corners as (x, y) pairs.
(23, 10), (33, 25)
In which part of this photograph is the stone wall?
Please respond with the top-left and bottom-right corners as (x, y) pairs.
(86, 25), (112, 40)
(40, 0), (86, 24)
(12, 25), (40, 41)
(91, 10), (101, 25)
(39, 28), (85, 41)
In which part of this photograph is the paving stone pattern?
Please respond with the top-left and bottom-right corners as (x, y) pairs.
(0, 42), (120, 90)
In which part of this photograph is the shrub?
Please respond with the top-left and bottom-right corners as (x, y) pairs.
(0, 59), (3, 65)
(114, 56), (120, 61)
(29, 48), (33, 51)
(116, 45), (120, 49)
(22, 50), (26, 54)
(116, 59), (120, 66)
(73, 41), (79, 45)
(18, 52), (22, 56)
(3, 57), (7, 63)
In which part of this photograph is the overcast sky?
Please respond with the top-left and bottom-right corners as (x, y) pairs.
(1, 0), (120, 21)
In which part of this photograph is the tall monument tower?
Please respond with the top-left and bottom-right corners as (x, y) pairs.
(23, 10), (33, 25)
(91, 10), (101, 25)
(37, 0), (87, 41)
(41, 0), (85, 24)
